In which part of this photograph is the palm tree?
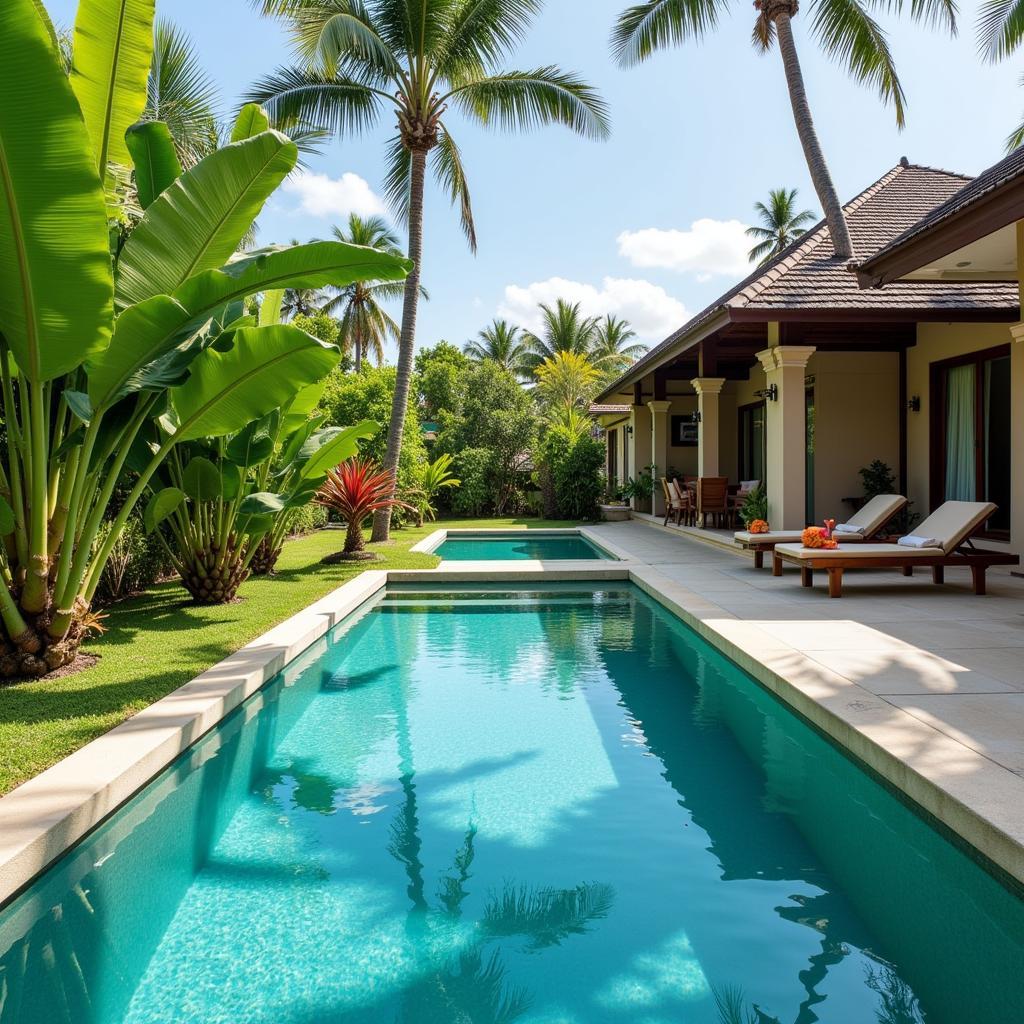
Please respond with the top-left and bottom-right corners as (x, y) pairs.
(978, 3), (1024, 149)
(612, 0), (956, 261)
(534, 351), (602, 414)
(745, 187), (817, 266)
(322, 213), (406, 370)
(464, 319), (530, 377)
(523, 300), (600, 371)
(249, 0), (610, 542)
(144, 20), (220, 167)
(281, 286), (325, 319)
(590, 315), (646, 374)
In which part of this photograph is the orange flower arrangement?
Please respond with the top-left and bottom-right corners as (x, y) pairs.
(802, 526), (838, 550)
(749, 519), (770, 534)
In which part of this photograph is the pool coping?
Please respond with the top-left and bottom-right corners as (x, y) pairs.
(1, 546), (1022, 906)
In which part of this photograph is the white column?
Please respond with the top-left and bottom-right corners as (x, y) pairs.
(691, 378), (726, 477)
(648, 400), (672, 515)
(756, 345), (816, 529)
(629, 404), (652, 512)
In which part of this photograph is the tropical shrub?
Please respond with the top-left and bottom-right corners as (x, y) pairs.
(93, 517), (175, 604)
(0, 0), (408, 674)
(316, 458), (415, 560)
(536, 427), (605, 521)
(319, 365), (426, 495)
(405, 454), (461, 525)
(145, 416), (377, 602)
(739, 484), (768, 528)
(452, 449), (493, 518)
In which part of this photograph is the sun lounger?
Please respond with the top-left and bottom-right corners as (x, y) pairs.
(734, 494), (908, 568)
(771, 501), (1018, 597)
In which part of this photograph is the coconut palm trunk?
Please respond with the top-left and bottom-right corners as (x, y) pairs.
(772, 8), (854, 260)
(372, 148), (428, 543)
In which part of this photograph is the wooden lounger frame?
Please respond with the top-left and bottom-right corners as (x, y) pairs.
(738, 498), (907, 569)
(772, 538), (1019, 598)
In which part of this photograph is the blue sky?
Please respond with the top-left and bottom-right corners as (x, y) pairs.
(50, 0), (1023, 354)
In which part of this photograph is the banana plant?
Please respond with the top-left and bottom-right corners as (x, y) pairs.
(0, 0), (410, 675)
(143, 408), (379, 603)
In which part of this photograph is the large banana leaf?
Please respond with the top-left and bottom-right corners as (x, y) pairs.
(126, 120), (182, 208)
(175, 242), (411, 315)
(71, 0), (155, 172)
(115, 131), (298, 309)
(231, 103), (270, 143)
(170, 324), (338, 441)
(89, 240), (408, 407)
(86, 295), (194, 408)
(0, 0), (114, 382)
(298, 421), (379, 481)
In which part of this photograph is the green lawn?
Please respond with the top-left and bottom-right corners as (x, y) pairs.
(0, 518), (578, 795)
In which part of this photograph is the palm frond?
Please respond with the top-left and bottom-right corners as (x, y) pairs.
(432, 126), (477, 251)
(374, 0), (456, 56)
(383, 134), (413, 225)
(287, 0), (402, 78)
(612, 0), (729, 66)
(896, 0), (958, 35)
(436, 0), (542, 77)
(1007, 84), (1024, 150)
(447, 67), (611, 140)
(977, 0), (1024, 59)
(146, 19), (221, 167)
(245, 66), (386, 135)
(810, 0), (907, 127)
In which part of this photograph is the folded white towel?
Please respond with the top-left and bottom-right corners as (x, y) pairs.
(898, 535), (939, 549)
(833, 523), (865, 535)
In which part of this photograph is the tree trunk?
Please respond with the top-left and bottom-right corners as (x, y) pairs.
(371, 147), (427, 543)
(353, 316), (363, 373)
(774, 12), (854, 261)
(344, 516), (366, 554)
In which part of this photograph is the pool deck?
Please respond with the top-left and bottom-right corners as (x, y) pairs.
(579, 517), (1024, 888)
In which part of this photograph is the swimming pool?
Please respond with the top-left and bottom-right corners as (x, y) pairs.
(433, 530), (613, 560)
(1, 583), (1021, 1023)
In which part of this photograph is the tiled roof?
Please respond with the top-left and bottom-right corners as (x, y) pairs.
(865, 146), (1024, 264)
(597, 162), (1020, 399)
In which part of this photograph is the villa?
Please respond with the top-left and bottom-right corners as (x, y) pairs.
(594, 158), (1023, 553)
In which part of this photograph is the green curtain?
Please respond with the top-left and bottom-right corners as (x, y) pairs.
(945, 364), (975, 501)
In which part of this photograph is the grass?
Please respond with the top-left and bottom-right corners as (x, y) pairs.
(0, 517), (579, 796)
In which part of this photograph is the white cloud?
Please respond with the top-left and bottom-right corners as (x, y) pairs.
(498, 276), (690, 344)
(282, 170), (386, 219)
(617, 218), (752, 278)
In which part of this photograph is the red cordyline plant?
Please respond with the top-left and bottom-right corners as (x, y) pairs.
(316, 459), (415, 561)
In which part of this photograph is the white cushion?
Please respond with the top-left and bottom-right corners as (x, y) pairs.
(833, 523), (865, 536)
(913, 501), (997, 553)
(844, 494), (907, 536)
(734, 531), (802, 545)
(774, 543), (944, 561)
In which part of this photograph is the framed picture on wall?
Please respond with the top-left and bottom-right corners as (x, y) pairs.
(671, 414), (699, 447)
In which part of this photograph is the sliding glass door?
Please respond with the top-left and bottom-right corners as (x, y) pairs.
(932, 346), (1011, 534)
(738, 402), (766, 485)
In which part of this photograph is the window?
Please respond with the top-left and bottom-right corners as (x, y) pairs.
(738, 401), (766, 484)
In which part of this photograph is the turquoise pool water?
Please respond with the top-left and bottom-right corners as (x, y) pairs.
(434, 532), (612, 560)
(1, 583), (1022, 1023)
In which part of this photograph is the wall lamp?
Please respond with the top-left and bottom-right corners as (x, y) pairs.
(626, 425), (634, 436)
(755, 384), (778, 402)
(907, 395), (921, 413)
(694, 411), (702, 423)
